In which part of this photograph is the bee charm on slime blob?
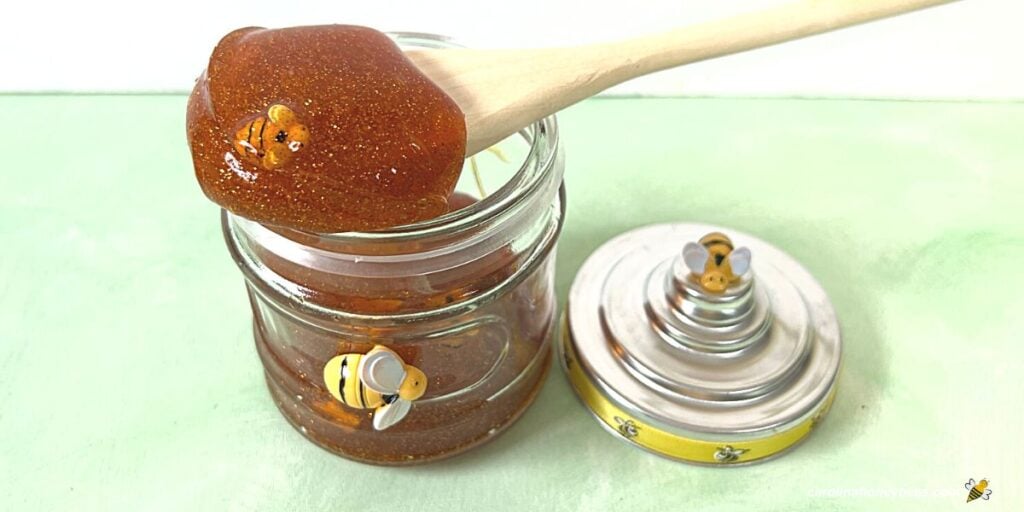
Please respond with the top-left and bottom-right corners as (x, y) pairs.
(965, 478), (992, 503)
(683, 232), (752, 294)
(233, 104), (310, 170)
(323, 345), (427, 431)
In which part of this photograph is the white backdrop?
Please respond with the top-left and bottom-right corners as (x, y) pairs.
(3, 0), (1019, 99)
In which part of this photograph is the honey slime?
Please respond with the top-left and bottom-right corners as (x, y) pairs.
(187, 25), (467, 233)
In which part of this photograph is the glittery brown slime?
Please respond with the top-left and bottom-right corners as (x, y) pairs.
(187, 25), (467, 233)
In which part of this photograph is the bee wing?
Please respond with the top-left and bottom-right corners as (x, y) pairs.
(983, 489), (992, 499)
(965, 479), (975, 490)
(683, 242), (710, 275)
(360, 348), (407, 394)
(267, 104), (296, 125)
(372, 399), (412, 431)
(729, 247), (752, 276)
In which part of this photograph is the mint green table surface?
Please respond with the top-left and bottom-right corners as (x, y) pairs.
(2, 96), (1021, 511)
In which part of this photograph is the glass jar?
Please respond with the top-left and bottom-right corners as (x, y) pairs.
(220, 34), (565, 465)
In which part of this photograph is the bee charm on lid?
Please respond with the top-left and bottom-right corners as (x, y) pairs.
(561, 223), (842, 465)
(323, 345), (427, 431)
(682, 232), (751, 293)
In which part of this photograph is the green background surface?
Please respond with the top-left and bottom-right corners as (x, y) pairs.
(1, 96), (1021, 511)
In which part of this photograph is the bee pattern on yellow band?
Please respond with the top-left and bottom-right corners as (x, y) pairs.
(682, 232), (752, 294)
(561, 322), (838, 465)
(322, 345), (427, 431)
(233, 104), (310, 170)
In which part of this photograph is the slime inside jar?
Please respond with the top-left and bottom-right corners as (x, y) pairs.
(186, 25), (467, 233)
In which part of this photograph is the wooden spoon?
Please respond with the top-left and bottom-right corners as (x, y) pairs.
(405, 0), (958, 156)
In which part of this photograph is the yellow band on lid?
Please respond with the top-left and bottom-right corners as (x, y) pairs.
(562, 324), (837, 465)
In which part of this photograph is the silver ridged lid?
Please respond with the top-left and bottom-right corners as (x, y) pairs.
(565, 223), (841, 444)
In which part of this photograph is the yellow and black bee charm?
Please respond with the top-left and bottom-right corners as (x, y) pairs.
(323, 345), (427, 431)
(965, 478), (992, 503)
(683, 232), (752, 294)
(233, 104), (310, 170)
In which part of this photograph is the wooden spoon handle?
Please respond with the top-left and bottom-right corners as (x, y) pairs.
(409, 0), (959, 155)
(602, 0), (958, 79)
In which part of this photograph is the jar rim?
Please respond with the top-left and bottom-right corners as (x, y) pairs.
(277, 31), (562, 243)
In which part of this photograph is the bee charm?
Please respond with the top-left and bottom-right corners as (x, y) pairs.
(683, 232), (752, 294)
(322, 345), (427, 431)
(233, 104), (310, 170)
(965, 478), (992, 503)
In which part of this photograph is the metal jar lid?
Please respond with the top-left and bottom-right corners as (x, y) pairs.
(560, 223), (841, 465)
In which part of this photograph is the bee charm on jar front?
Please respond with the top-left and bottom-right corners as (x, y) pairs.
(323, 345), (427, 431)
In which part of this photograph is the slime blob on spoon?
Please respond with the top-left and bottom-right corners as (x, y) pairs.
(186, 25), (467, 233)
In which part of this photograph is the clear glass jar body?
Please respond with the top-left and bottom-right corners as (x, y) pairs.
(221, 56), (565, 463)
